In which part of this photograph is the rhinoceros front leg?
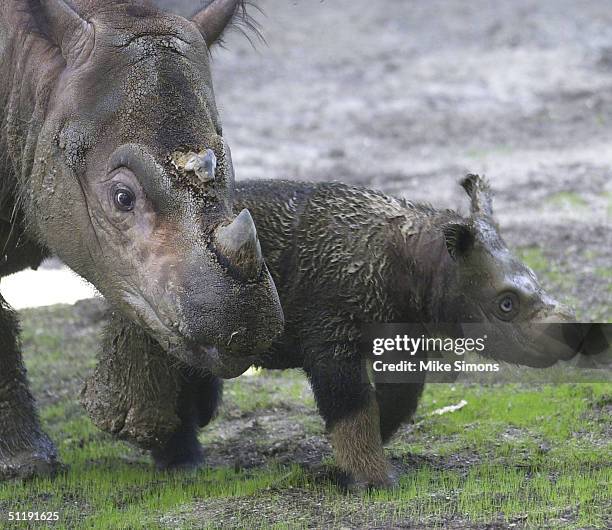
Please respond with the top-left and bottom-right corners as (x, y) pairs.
(81, 313), (223, 470)
(81, 313), (183, 451)
(0, 295), (59, 480)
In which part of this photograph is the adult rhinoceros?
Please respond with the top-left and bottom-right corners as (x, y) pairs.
(0, 0), (283, 480)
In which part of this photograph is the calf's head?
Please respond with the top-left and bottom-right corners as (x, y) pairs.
(440, 175), (578, 367)
(27, 0), (282, 376)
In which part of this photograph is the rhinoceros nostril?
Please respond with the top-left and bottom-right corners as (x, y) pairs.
(214, 209), (263, 280)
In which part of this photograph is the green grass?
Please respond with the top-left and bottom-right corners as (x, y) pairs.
(0, 305), (610, 528)
(0, 456), (306, 529)
(545, 191), (589, 209)
(517, 246), (575, 291)
(223, 368), (315, 413)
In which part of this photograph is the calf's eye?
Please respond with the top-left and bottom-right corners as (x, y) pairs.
(500, 297), (514, 313)
(495, 292), (520, 321)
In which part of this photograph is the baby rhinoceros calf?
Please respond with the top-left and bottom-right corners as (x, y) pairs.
(85, 175), (577, 486)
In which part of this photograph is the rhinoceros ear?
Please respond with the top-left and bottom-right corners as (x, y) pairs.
(192, 0), (250, 47)
(40, 0), (92, 64)
(460, 174), (494, 218)
(442, 222), (475, 260)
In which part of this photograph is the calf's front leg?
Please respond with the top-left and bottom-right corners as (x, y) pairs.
(151, 369), (223, 470)
(305, 352), (396, 490)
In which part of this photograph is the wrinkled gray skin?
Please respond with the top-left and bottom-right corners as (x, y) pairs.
(82, 310), (184, 451)
(0, 0), (283, 480)
(85, 175), (578, 488)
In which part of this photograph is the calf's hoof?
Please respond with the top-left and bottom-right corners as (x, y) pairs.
(340, 467), (399, 492)
(0, 449), (62, 481)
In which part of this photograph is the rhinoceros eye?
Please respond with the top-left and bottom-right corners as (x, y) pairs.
(113, 185), (135, 212)
(496, 292), (520, 321)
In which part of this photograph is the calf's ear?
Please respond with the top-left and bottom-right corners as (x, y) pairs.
(192, 0), (245, 47)
(442, 222), (475, 260)
(460, 173), (494, 218)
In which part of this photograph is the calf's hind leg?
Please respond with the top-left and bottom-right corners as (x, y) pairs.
(376, 382), (425, 443)
(305, 354), (395, 489)
(0, 295), (58, 480)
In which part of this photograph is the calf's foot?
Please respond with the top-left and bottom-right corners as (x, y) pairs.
(151, 427), (204, 471)
(151, 370), (222, 471)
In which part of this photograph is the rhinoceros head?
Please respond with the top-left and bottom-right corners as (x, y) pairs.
(440, 174), (578, 367)
(27, 0), (282, 377)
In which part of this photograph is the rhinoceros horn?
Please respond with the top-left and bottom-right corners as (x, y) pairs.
(214, 209), (263, 280)
(192, 0), (243, 47)
(40, 0), (92, 64)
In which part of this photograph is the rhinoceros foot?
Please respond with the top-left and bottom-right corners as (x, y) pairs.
(0, 435), (62, 481)
(79, 314), (182, 451)
(80, 374), (181, 451)
(334, 465), (399, 493)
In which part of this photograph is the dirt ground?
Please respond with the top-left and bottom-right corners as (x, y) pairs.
(162, 0), (611, 322)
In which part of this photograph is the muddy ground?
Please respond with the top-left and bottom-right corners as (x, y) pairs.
(14, 299), (611, 529)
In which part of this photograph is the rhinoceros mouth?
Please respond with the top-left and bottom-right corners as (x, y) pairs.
(183, 342), (254, 379)
(472, 319), (581, 368)
(123, 290), (253, 377)
(123, 291), (175, 337)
